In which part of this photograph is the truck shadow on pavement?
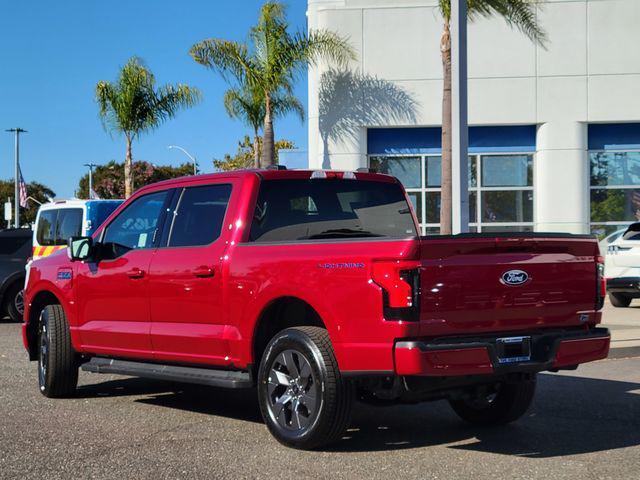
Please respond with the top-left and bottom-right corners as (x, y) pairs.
(76, 371), (640, 457)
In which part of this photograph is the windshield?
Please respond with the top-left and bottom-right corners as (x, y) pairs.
(249, 179), (417, 242)
(36, 208), (83, 246)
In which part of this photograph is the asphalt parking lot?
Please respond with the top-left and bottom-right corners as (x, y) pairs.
(1, 314), (640, 480)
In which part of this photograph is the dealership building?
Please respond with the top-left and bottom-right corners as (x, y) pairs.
(305, 0), (640, 236)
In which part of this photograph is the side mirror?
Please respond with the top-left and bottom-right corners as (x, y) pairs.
(67, 236), (93, 261)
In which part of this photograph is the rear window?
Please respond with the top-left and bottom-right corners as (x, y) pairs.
(36, 208), (83, 246)
(249, 179), (417, 242)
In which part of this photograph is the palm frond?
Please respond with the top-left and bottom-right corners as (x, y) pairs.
(189, 39), (257, 85)
(271, 92), (305, 123)
(300, 29), (357, 67)
(440, 0), (546, 46)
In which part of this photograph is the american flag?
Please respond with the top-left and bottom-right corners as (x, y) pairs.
(18, 164), (27, 208)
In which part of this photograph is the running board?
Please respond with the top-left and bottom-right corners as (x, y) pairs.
(81, 357), (253, 389)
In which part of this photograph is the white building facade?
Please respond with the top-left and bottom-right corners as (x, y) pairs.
(306, 0), (640, 236)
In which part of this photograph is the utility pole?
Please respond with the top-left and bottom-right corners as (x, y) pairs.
(451, 0), (469, 234)
(5, 128), (27, 228)
(84, 163), (98, 199)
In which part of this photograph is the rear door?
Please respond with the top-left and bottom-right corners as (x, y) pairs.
(147, 181), (234, 366)
(419, 235), (599, 337)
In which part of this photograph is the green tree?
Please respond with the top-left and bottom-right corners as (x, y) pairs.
(190, 1), (354, 167)
(224, 84), (304, 168)
(0, 180), (55, 227)
(214, 136), (295, 172)
(95, 57), (201, 198)
(438, 0), (546, 233)
(77, 160), (194, 199)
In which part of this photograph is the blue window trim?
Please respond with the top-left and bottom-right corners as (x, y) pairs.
(588, 123), (640, 151)
(367, 126), (536, 155)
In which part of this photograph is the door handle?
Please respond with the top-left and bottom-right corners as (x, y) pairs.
(193, 266), (215, 278)
(126, 268), (145, 279)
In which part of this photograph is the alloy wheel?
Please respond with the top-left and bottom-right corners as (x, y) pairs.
(14, 289), (24, 316)
(266, 349), (319, 431)
(38, 312), (48, 390)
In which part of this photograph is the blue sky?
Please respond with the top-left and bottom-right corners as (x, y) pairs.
(0, 0), (308, 198)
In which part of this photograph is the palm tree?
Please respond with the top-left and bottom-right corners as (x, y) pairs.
(190, 1), (355, 167)
(96, 57), (201, 198)
(438, 0), (546, 234)
(223, 84), (304, 168)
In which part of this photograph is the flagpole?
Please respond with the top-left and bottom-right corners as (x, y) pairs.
(5, 128), (27, 228)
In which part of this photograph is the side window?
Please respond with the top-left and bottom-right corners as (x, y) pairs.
(167, 184), (232, 247)
(102, 191), (169, 256)
(37, 211), (57, 246)
(56, 209), (83, 244)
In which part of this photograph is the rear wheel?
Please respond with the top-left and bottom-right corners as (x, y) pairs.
(609, 292), (632, 308)
(257, 326), (353, 449)
(37, 304), (78, 398)
(4, 282), (24, 322)
(449, 377), (536, 426)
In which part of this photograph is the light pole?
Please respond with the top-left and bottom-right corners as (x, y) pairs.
(451, 0), (469, 234)
(5, 128), (27, 228)
(168, 145), (198, 175)
(84, 163), (98, 199)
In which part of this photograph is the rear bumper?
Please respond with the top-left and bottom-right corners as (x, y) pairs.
(607, 277), (640, 297)
(394, 328), (610, 377)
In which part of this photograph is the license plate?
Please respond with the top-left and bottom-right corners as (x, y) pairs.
(495, 336), (531, 364)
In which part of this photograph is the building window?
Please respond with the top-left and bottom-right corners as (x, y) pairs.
(370, 153), (534, 235)
(590, 151), (640, 238)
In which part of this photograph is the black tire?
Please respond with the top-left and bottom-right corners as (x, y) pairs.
(4, 282), (24, 322)
(257, 326), (353, 449)
(449, 377), (536, 426)
(37, 304), (78, 398)
(609, 292), (632, 308)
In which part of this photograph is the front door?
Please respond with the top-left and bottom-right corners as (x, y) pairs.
(148, 182), (233, 366)
(76, 189), (171, 359)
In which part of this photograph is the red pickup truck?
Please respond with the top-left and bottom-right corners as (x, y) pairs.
(22, 169), (610, 449)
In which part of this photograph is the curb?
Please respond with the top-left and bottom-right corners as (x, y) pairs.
(608, 346), (640, 359)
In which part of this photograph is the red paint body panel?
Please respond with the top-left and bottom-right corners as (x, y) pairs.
(395, 345), (494, 376)
(22, 169), (609, 380)
(554, 337), (610, 368)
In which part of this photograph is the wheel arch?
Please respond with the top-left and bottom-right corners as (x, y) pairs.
(251, 296), (328, 378)
(25, 290), (63, 360)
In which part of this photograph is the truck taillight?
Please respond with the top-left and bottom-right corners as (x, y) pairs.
(371, 261), (420, 321)
(596, 255), (605, 311)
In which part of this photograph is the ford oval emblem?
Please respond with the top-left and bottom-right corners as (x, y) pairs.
(501, 270), (529, 286)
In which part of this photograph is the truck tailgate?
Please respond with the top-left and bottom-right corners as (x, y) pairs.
(419, 234), (600, 337)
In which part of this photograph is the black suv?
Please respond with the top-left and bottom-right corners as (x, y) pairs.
(0, 229), (32, 321)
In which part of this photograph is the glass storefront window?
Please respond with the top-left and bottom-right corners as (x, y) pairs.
(590, 151), (640, 187)
(589, 151), (640, 238)
(370, 156), (421, 188)
(481, 155), (532, 187)
(590, 188), (640, 223)
(370, 153), (534, 234)
(482, 191), (533, 223)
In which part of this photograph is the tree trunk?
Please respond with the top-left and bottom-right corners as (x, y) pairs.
(261, 93), (275, 168)
(253, 130), (261, 169)
(125, 134), (133, 199)
(440, 21), (453, 235)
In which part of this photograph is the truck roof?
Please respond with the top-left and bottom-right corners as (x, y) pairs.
(134, 169), (397, 195)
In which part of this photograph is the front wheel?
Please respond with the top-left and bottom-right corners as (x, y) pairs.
(609, 292), (632, 308)
(37, 304), (78, 398)
(449, 377), (536, 426)
(257, 327), (353, 449)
